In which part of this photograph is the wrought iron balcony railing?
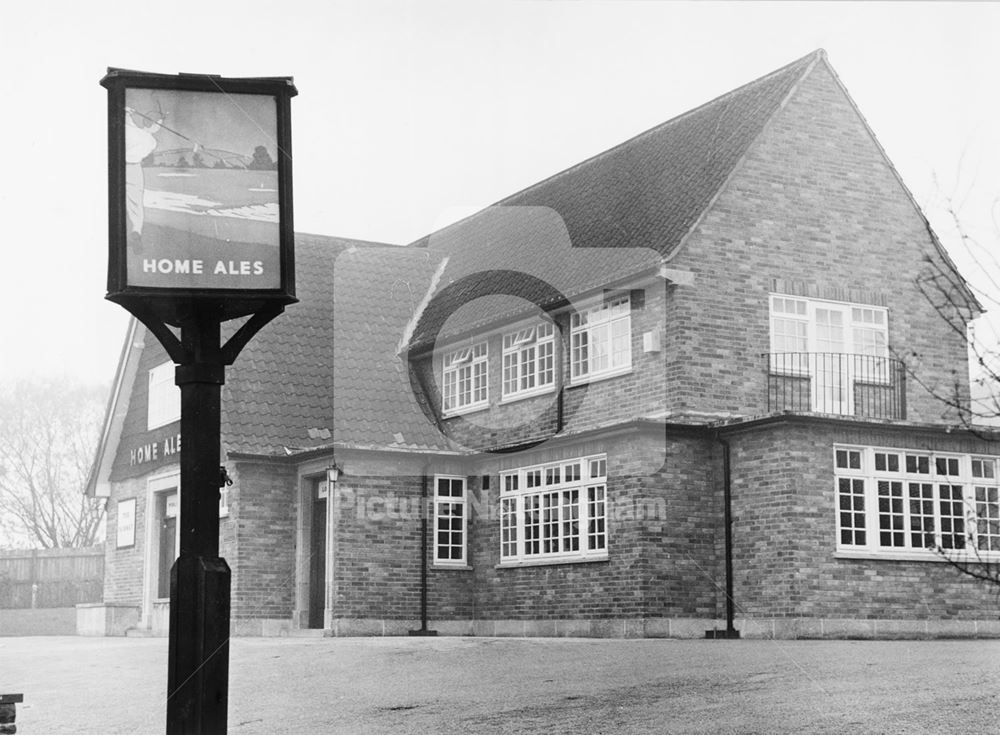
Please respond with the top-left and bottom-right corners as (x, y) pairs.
(765, 352), (906, 420)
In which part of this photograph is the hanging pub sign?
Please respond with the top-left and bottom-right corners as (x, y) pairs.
(101, 69), (297, 323)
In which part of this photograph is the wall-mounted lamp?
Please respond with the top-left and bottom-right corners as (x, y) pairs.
(327, 462), (343, 484)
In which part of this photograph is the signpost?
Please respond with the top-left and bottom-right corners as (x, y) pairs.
(101, 69), (297, 734)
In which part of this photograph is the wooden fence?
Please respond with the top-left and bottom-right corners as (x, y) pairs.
(0, 546), (104, 609)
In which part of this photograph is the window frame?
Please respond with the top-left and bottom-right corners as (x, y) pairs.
(500, 319), (557, 403)
(498, 455), (609, 567)
(833, 445), (1000, 562)
(769, 295), (889, 382)
(441, 342), (489, 416)
(569, 294), (632, 385)
(147, 360), (181, 430)
(433, 475), (468, 568)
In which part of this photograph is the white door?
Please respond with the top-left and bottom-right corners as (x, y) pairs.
(813, 306), (850, 414)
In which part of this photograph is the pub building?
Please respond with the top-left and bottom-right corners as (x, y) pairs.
(81, 52), (1000, 639)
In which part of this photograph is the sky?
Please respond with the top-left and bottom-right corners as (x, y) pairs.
(1, 1), (999, 389)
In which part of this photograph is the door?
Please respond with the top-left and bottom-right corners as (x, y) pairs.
(156, 491), (178, 599)
(813, 306), (850, 414)
(308, 495), (327, 629)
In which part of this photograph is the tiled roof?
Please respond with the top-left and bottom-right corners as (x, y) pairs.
(407, 51), (820, 348)
(222, 234), (450, 455)
(221, 51), (824, 454)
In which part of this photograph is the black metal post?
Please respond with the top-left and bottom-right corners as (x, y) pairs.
(707, 435), (740, 639)
(167, 308), (231, 734)
(409, 468), (437, 636)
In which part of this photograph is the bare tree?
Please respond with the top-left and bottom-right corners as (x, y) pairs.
(911, 193), (1000, 589)
(911, 193), (1000, 425)
(0, 379), (108, 549)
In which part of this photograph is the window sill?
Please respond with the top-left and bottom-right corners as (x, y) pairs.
(835, 549), (1000, 563)
(568, 366), (632, 388)
(499, 386), (556, 405)
(442, 402), (489, 419)
(432, 563), (472, 571)
(496, 554), (609, 569)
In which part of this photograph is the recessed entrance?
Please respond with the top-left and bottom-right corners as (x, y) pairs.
(308, 479), (328, 629)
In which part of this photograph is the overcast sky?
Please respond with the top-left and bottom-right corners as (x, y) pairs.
(2, 1), (998, 387)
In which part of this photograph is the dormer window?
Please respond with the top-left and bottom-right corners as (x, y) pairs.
(442, 342), (488, 415)
(502, 321), (556, 400)
(570, 294), (632, 383)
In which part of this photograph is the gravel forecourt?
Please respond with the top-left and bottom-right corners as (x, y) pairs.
(2, 635), (998, 734)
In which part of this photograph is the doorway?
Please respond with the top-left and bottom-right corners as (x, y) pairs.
(308, 479), (327, 629)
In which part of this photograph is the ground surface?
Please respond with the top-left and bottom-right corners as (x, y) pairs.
(2, 636), (998, 734)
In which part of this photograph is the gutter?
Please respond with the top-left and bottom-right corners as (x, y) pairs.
(707, 433), (740, 639)
(409, 464), (437, 636)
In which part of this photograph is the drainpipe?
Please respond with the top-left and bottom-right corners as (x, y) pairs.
(409, 465), (437, 636)
(707, 434), (740, 639)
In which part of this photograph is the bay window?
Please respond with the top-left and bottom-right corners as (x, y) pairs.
(834, 445), (1000, 559)
(499, 455), (608, 565)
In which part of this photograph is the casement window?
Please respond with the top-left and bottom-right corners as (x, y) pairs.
(770, 295), (888, 364)
(834, 446), (1000, 559)
(499, 455), (608, 565)
(433, 476), (467, 566)
(442, 342), (488, 414)
(770, 295), (890, 414)
(570, 294), (631, 382)
(502, 321), (556, 400)
(147, 361), (180, 430)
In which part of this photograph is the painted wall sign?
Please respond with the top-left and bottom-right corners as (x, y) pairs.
(117, 498), (136, 548)
(130, 433), (182, 467)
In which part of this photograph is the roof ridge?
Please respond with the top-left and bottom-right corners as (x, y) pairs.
(493, 49), (823, 208)
(404, 49), (823, 248)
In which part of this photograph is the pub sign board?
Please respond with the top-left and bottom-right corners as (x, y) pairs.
(102, 69), (297, 323)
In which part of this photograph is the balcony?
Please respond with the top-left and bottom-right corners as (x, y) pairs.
(765, 352), (906, 420)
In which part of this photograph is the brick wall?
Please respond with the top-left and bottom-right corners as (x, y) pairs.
(103, 475), (147, 606)
(727, 418), (1000, 621)
(415, 281), (669, 454)
(667, 60), (972, 424)
(228, 460), (297, 620)
(466, 431), (717, 619)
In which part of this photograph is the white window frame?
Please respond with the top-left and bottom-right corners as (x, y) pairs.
(501, 320), (557, 402)
(442, 342), (489, 416)
(147, 361), (181, 430)
(499, 455), (608, 566)
(770, 295), (890, 415)
(433, 475), (467, 567)
(570, 294), (632, 384)
(834, 445), (1000, 562)
(769, 295), (889, 373)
